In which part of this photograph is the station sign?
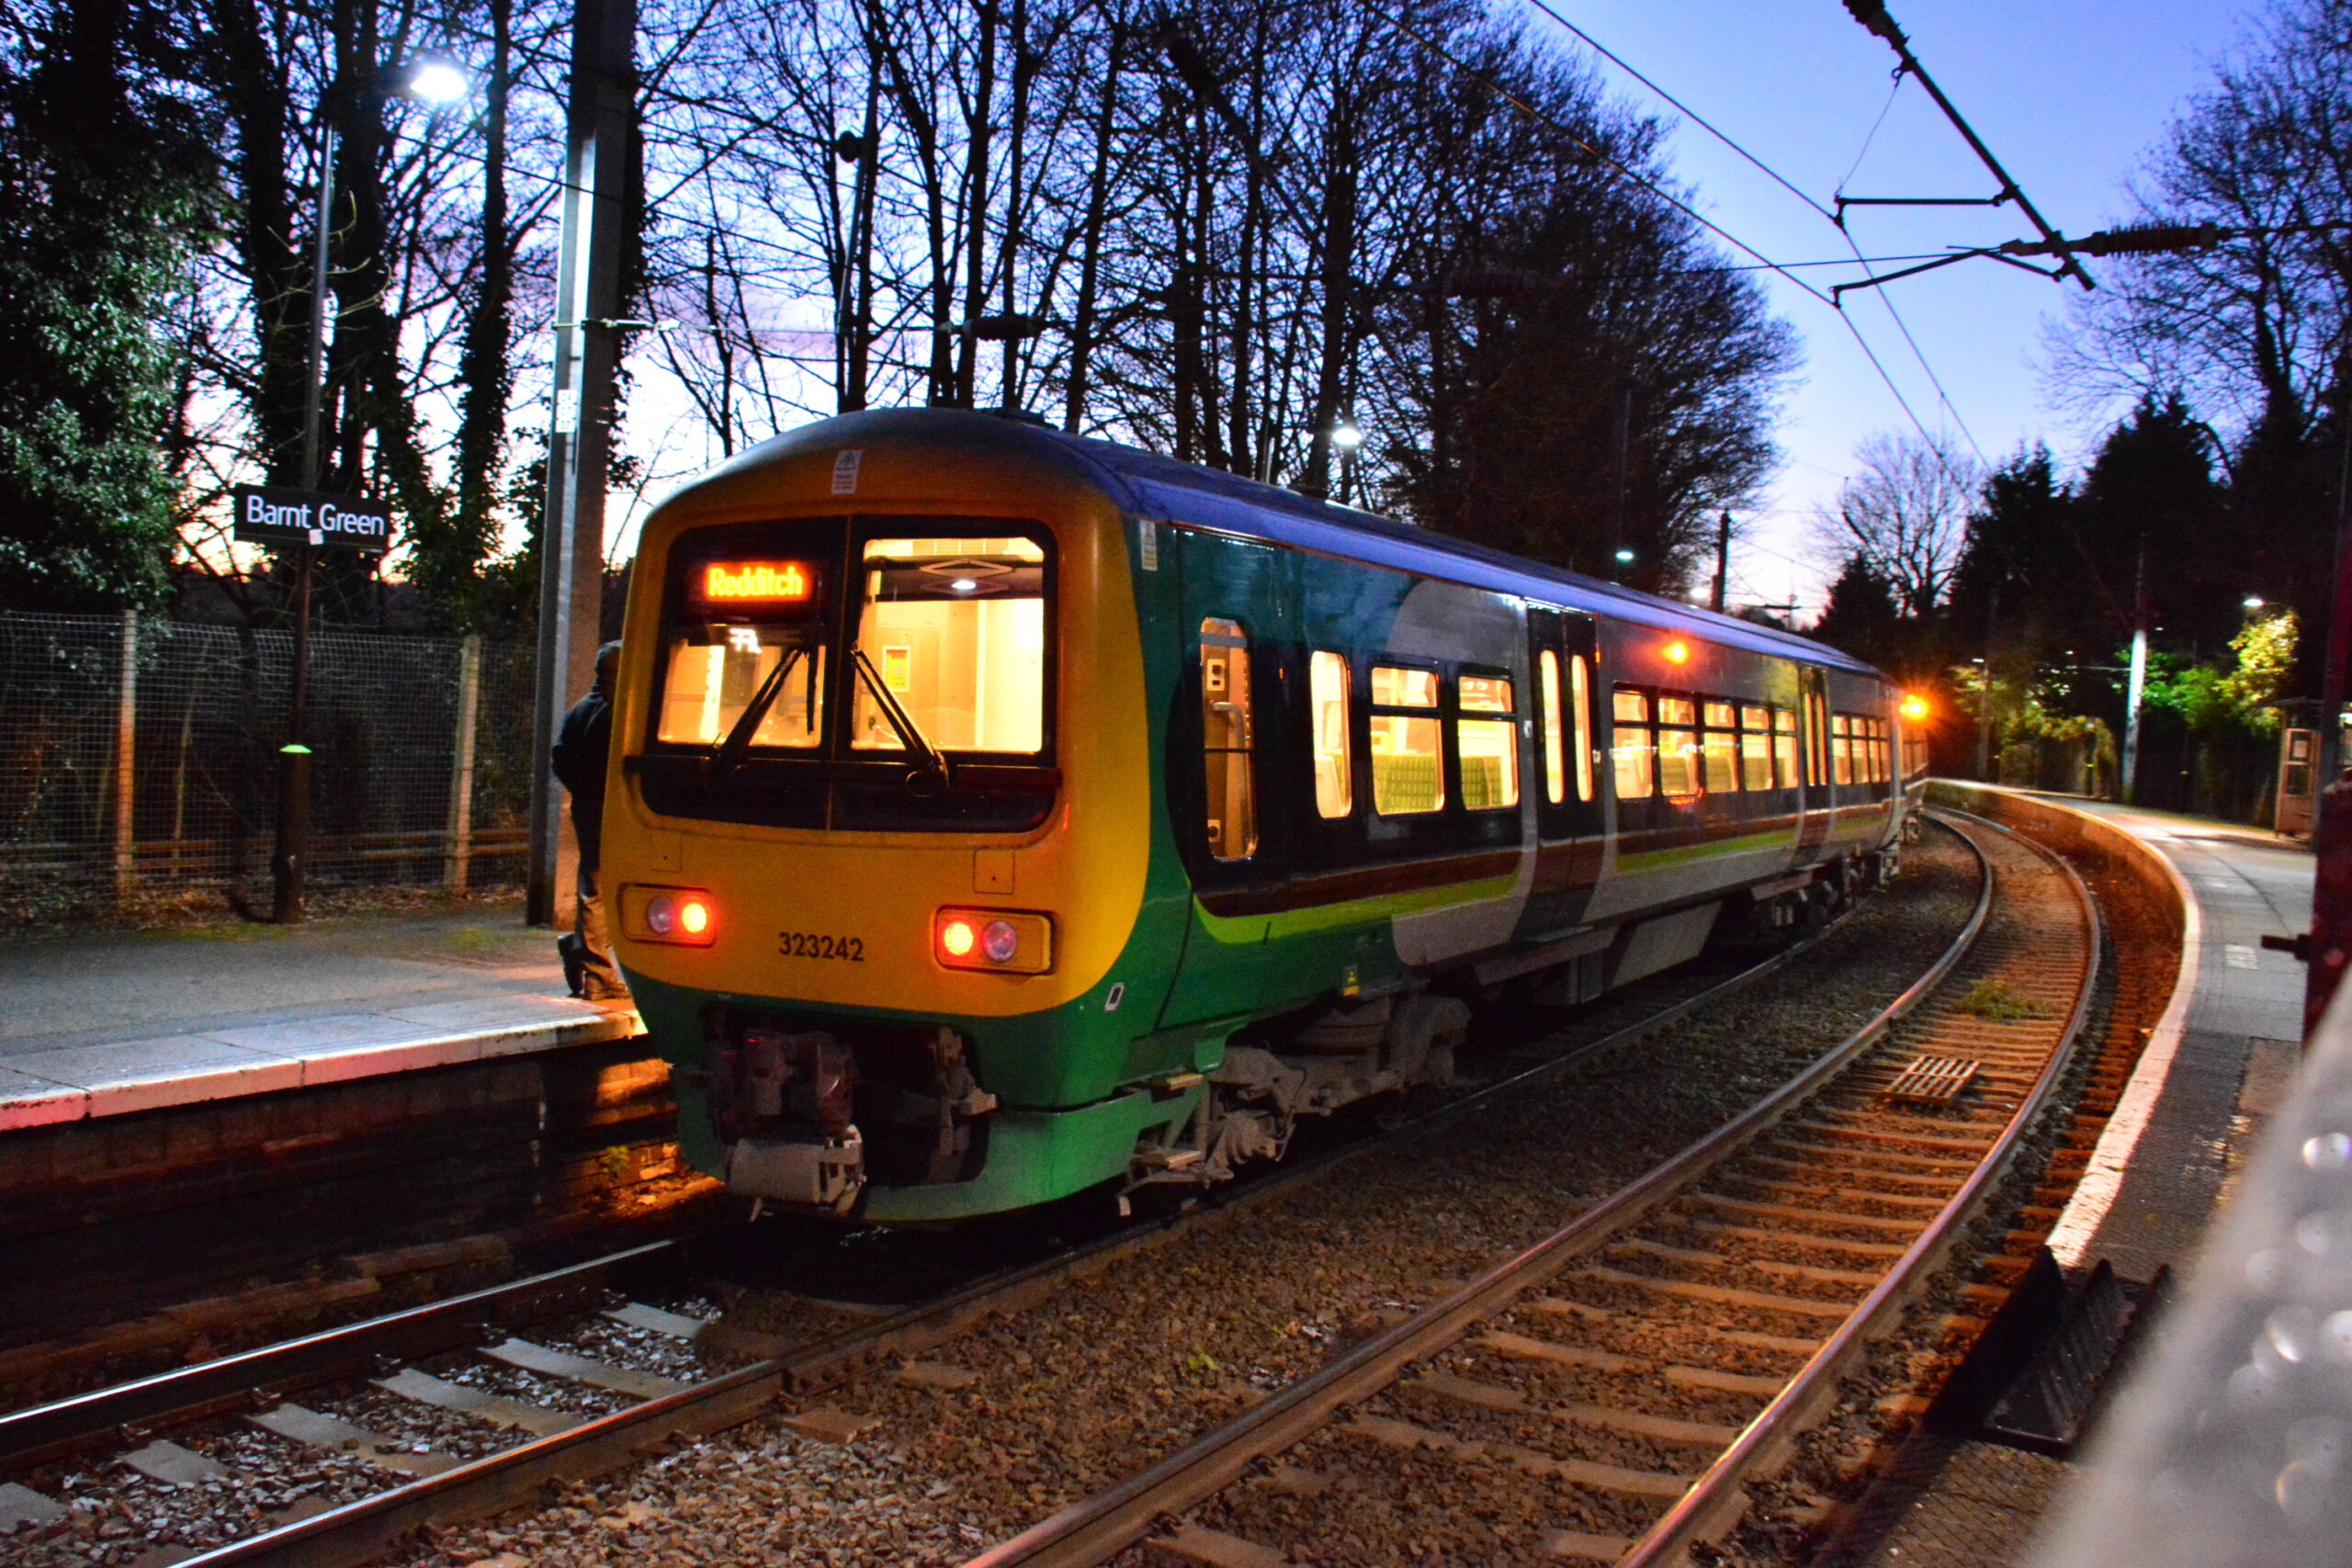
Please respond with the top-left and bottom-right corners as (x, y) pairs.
(231, 485), (393, 554)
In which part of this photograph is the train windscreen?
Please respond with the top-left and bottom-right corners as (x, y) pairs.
(850, 536), (1047, 755)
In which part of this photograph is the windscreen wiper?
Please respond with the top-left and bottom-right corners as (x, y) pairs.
(852, 648), (952, 795)
(707, 645), (805, 781)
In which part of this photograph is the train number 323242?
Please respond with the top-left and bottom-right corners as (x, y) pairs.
(779, 931), (865, 961)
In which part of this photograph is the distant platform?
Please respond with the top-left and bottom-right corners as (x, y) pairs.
(0, 912), (642, 1131)
(1935, 786), (2309, 1285)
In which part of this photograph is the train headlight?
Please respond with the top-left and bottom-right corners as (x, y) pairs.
(935, 908), (1053, 974)
(624, 886), (718, 946)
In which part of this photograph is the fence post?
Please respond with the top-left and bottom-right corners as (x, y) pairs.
(114, 609), (137, 900)
(446, 633), (482, 892)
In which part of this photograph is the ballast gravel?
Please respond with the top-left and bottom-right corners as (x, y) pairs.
(344, 831), (1980, 1568)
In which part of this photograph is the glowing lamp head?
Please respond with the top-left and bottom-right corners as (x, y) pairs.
(940, 919), (978, 959)
(1901, 694), (1930, 721)
(1663, 639), (1691, 665)
(405, 59), (470, 104)
(678, 897), (711, 936)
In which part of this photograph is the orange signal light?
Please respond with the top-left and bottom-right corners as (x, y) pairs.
(678, 897), (712, 935)
(1901, 694), (1930, 721)
(1663, 639), (1691, 665)
(940, 919), (978, 959)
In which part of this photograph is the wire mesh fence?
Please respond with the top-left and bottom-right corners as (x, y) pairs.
(0, 612), (538, 923)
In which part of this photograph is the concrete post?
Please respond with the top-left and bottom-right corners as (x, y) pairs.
(113, 609), (137, 899)
(526, 0), (638, 929)
(446, 633), (481, 892)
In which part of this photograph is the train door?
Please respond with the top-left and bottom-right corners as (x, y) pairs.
(1158, 528), (1298, 1028)
(1796, 668), (1832, 857)
(1521, 607), (1603, 932)
(1528, 607), (1601, 843)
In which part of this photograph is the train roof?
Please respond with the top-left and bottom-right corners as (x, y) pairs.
(692, 409), (1884, 680)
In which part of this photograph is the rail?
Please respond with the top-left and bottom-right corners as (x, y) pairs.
(950, 809), (2100, 1568)
(954, 813), (2013, 1568)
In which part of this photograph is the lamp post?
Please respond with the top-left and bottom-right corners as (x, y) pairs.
(271, 56), (469, 925)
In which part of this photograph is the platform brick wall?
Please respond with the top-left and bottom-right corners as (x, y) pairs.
(0, 1043), (681, 1348)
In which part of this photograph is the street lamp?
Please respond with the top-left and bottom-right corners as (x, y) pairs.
(1330, 419), (1363, 504)
(273, 54), (473, 924)
(405, 57), (471, 105)
(2245, 595), (2267, 611)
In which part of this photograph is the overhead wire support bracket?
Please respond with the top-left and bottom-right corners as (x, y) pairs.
(1835, 193), (2008, 217)
(1838, 0), (2096, 290)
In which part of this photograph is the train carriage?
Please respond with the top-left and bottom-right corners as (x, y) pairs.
(605, 409), (1915, 1222)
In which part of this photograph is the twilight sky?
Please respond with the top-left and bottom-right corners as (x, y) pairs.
(1538, 0), (2255, 618)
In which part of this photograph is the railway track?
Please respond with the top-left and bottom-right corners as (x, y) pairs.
(0, 823), (2001, 1568)
(949, 809), (2097, 1568)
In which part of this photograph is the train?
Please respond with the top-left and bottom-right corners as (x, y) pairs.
(602, 408), (1919, 1223)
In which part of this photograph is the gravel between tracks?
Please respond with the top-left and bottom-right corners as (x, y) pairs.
(343, 829), (1981, 1568)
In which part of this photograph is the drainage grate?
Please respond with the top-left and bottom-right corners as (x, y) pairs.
(1884, 1055), (1982, 1105)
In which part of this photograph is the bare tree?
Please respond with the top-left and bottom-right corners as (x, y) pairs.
(2051, 0), (2352, 436)
(1811, 431), (1980, 618)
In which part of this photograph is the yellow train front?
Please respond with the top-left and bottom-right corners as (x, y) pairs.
(605, 410), (1915, 1223)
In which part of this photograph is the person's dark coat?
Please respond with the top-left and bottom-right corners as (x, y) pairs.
(551, 677), (614, 859)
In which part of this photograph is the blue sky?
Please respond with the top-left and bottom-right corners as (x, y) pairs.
(1536, 0), (2256, 616)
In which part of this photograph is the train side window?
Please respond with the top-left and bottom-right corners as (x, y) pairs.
(1774, 707), (1799, 788)
(1459, 672), (1520, 810)
(1657, 696), (1700, 801)
(1308, 650), (1353, 819)
(1571, 655), (1594, 802)
(1370, 663), (1444, 815)
(1739, 705), (1773, 791)
(1612, 686), (1654, 801)
(1540, 651), (1566, 806)
(1200, 617), (1256, 859)
(1702, 701), (1738, 795)
(1831, 714), (1855, 785)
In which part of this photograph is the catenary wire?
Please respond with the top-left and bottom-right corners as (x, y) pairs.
(1507, 7), (1994, 477)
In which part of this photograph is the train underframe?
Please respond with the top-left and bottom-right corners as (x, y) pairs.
(699, 843), (1901, 1222)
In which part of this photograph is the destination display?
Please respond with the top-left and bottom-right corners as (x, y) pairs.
(231, 485), (393, 553)
(692, 558), (818, 612)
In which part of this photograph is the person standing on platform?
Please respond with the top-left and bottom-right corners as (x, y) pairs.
(551, 640), (628, 1001)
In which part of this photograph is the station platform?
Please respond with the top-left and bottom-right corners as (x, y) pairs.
(1845, 785), (2314, 1568)
(0, 907), (642, 1132)
(2025, 795), (2311, 1281)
